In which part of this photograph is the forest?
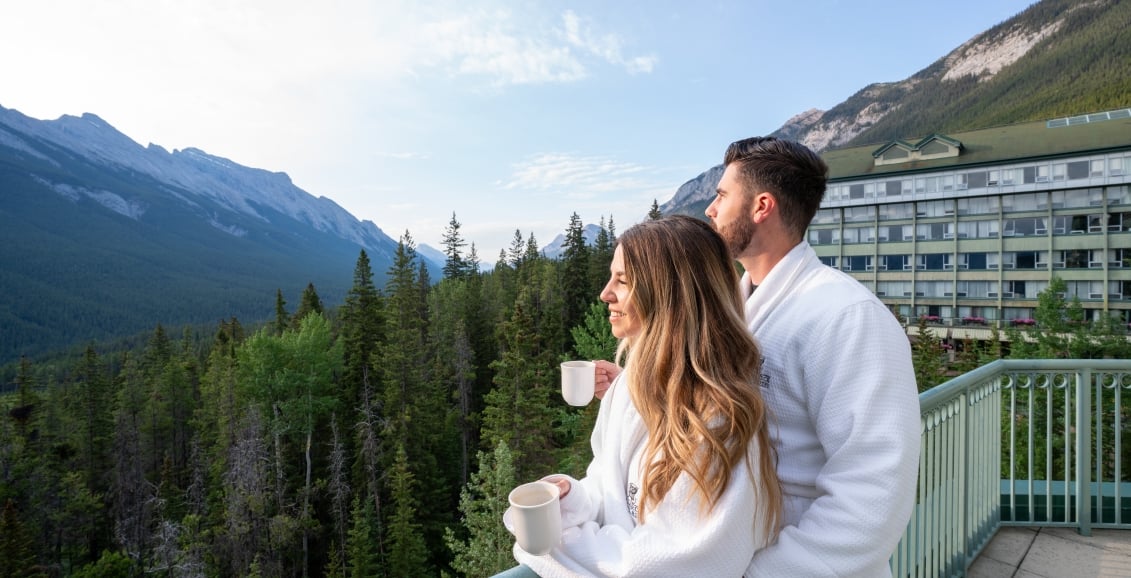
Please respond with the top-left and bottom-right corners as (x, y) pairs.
(0, 212), (622, 577)
(3, 205), (1130, 577)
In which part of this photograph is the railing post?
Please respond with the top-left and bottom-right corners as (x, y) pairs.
(1076, 368), (1092, 537)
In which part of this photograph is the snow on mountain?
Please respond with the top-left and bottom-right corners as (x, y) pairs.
(541, 223), (604, 260)
(0, 104), (397, 253)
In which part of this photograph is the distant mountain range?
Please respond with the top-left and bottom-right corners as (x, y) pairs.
(663, 0), (1131, 217)
(0, 105), (441, 363)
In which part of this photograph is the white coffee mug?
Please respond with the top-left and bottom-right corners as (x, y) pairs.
(561, 360), (596, 406)
(508, 480), (562, 556)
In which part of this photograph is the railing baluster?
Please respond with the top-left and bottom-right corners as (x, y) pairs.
(1077, 369), (1092, 535)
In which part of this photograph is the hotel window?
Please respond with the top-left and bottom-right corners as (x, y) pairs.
(878, 224), (914, 241)
(1065, 281), (1104, 300)
(918, 281), (948, 298)
(819, 256), (838, 268)
(1006, 280), (1048, 299)
(957, 219), (999, 239)
(957, 196), (999, 215)
(958, 252), (993, 270)
(1110, 185), (1131, 205)
(965, 171), (988, 189)
(1003, 217), (1046, 236)
(1111, 157), (1126, 176)
(1035, 164), (1051, 183)
(940, 175), (955, 192)
(808, 229), (840, 245)
(879, 180), (899, 196)
(876, 281), (912, 297)
(879, 203), (914, 221)
(1001, 192), (1046, 212)
(1003, 251), (1047, 270)
(1051, 190), (1092, 209)
(1058, 249), (1089, 269)
(879, 254), (909, 271)
(1066, 161), (1090, 180)
(918, 253), (949, 271)
(842, 255), (873, 272)
(916, 200), (953, 218)
(1001, 168), (1021, 185)
(1091, 160), (1106, 177)
(1052, 163), (1067, 182)
(842, 226), (875, 244)
(1110, 281), (1127, 299)
(826, 185), (845, 202)
(1052, 215), (1089, 234)
(916, 222), (953, 240)
(1113, 249), (1131, 268)
(812, 209), (840, 224)
(958, 281), (994, 298)
(864, 183), (878, 198)
(1111, 212), (1131, 232)
(849, 184), (866, 199)
(844, 206), (874, 222)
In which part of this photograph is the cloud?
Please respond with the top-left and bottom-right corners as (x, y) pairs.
(560, 10), (658, 74)
(503, 153), (661, 199)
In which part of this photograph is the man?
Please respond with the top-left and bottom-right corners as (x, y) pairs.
(596, 136), (920, 576)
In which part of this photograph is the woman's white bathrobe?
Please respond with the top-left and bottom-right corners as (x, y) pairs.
(743, 241), (921, 578)
(512, 372), (773, 577)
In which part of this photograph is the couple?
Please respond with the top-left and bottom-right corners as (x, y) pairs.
(509, 137), (921, 577)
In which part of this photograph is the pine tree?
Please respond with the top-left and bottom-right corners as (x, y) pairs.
(274, 289), (290, 335)
(647, 198), (663, 220)
(444, 441), (519, 578)
(0, 499), (40, 578)
(386, 443), (429, 576)
(588, 216), (615, 298)
(441, 212), (469, 280)
(346, 495), (379, 578)
(293, 283), (324, 327)
(911, 315), (946, 392)
(561, 212), (591, 333)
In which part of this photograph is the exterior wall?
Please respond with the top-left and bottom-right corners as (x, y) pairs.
(809, 150), (1131, 330)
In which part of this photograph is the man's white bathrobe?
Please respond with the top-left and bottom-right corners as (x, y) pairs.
(744, 241), (921, 577)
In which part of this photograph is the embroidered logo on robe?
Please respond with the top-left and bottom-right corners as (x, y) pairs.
(627, 482), (639, 519)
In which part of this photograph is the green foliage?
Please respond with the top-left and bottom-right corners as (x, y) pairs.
(911, 316), (947, 392)
(71, 550), (134, 578)
(445, 442), (519, 578)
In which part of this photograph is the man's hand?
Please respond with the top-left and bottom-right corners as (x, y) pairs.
(593, 360), (621, 400)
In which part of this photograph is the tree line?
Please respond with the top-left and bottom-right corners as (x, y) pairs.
(0, 211), (620, 577)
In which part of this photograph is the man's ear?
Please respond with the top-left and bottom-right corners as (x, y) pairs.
(750, 191), (775, 224)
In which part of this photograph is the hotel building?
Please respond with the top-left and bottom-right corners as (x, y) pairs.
(808, 108), (1131, 334)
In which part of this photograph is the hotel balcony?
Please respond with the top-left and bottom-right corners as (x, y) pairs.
(497, 359), (1131, 577)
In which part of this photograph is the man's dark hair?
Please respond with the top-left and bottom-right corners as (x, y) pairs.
(723, 137), (828, 240)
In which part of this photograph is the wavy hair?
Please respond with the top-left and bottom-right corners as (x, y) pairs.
(615, 215), (781, 537)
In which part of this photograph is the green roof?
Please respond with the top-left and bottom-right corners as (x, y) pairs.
(824, 111), (1131, 182)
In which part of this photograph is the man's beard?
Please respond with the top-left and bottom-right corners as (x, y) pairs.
(713, 199), (756, 258)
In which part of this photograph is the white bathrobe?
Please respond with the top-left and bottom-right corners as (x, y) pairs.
(513, 372), (773, 577)
(743, 241), (921, 577)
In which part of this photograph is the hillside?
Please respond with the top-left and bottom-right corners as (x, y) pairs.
(0, 107), (442, 363)
(663, 0), (1131, 216)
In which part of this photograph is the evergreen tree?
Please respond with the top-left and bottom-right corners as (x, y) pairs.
(445, 442), (518, 578)
(293, 283), (325, 327)
(386, 444), (429, 576)
(507, 230), (525, 268)
(588, 216), (615, 298)
(346, 495), (379, 578)
(441, 212), (469, 280)
(647, 198), (663, 220)
(561, 212), (591, 333)
(911, 315), (946, 392)
(0, 499), (41, 578)
(274, 289), (290, 335)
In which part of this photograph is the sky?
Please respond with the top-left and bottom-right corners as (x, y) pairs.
(1, 0), (1038, 261)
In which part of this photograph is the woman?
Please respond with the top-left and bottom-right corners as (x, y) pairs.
(510, 215), (781, 577)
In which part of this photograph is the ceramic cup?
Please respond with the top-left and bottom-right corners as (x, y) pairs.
(560, 360), (596, 406)
(507, 480), (562, 556)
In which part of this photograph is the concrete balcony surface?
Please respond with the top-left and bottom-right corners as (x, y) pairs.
(968, 527), (1131, 578)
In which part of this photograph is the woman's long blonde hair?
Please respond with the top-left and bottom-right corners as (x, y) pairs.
(615, 215), (781, 537)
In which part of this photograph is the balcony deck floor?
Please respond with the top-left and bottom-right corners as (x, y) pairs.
(968, 527), (1131, 578)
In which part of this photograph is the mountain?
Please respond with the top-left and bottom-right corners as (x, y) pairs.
(541, 223), (604, 260)
(663, 0), (1131, 217)
(0, 105), (437, 363)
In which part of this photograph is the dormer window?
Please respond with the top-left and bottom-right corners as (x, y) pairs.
(873, 134), (962, 166)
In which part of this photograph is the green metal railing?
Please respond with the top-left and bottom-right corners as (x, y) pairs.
(496, 359), (1131, 578)
(892, 359), (1131, 577)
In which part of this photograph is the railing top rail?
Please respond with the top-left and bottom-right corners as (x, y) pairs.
(918, 359), (1131, 413)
